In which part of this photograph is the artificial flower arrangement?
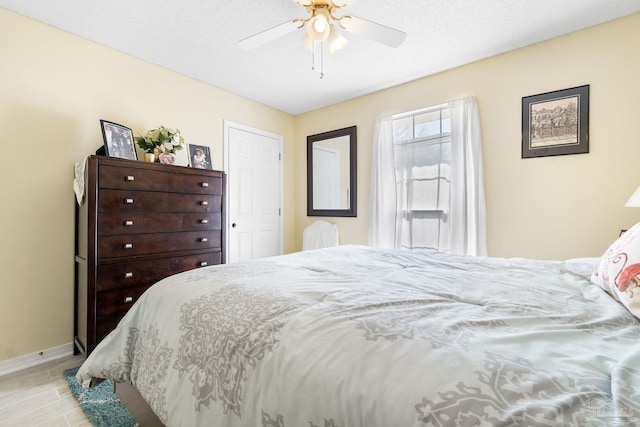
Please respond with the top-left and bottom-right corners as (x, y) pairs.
(135, 126), (185, 163)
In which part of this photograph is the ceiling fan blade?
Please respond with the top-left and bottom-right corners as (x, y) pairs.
(238, 20), (301, 50)
(340, 15), (406, 48)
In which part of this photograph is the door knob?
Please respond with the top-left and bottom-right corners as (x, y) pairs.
(232, 223), (236, 228)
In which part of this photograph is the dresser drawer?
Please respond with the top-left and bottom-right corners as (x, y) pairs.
(97, 285), (149, 317)
(99, 190), (221, 213)
(98, 212), (221, 235)
(98, 230), (222, 259)
(96, 251), (221, 291)
(99, 164), (223, 194)
(96, 312), (127, 344)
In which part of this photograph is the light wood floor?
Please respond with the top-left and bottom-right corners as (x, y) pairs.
(0, 354), (90, 427)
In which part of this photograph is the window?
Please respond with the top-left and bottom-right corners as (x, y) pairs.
(392, 105), (452, 251)
(369, 96), (486, 256)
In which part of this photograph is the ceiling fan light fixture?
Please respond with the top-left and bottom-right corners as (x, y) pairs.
(307, 10), (331, 41)
(328, 25), (348, 53)
(314, 15), (328, 32)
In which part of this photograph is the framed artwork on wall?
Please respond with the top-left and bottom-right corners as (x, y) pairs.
(521, 85), (589, 159)
(100, 120), (137, 161)
(188, 144), (212, 169)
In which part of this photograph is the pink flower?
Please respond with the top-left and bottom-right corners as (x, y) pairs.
(159, 153), (175, 164)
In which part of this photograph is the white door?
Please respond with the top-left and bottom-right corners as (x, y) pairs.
(224, 121), (283, 263)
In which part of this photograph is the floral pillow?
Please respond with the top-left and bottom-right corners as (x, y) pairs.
(591, 222), (640, 319)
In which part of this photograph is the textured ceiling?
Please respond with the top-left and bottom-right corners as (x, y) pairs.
(1, 0), (639, 115)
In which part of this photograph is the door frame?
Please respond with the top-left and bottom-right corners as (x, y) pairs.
(223, 120), (284, 261)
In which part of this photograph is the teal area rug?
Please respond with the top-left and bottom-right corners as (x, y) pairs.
(63, 367), (137, 427)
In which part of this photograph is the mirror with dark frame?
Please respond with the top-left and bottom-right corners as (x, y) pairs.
(307, 126), (357, 217)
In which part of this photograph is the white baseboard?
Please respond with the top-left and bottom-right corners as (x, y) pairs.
(0, 343), (74, 376)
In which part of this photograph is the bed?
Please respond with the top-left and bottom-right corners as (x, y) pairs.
(76, 244), (640, 426)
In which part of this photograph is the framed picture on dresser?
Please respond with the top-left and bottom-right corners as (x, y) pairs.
(188, 144), (212, 169)
(100, 120), (138, 161)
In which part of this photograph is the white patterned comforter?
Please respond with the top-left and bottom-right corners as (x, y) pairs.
(77, 245), (640, 426)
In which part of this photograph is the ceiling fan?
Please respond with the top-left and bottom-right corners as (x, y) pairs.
(238, 0), (406, 54)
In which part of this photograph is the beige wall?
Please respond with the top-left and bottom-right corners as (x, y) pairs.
(2, 8), (639, 363)
(295, 13), (640, 260)
(0, 9), (295, 362)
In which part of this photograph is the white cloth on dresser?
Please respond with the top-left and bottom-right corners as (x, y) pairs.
(73, 156), (88, 205)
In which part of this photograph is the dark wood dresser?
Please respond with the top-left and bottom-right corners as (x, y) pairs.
(74, 155), (225, 355)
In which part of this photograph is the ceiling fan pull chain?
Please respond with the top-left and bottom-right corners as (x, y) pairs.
(310, 40), (325, 79)
(320, 41), (325, 79)
(311, 40), (316, 72)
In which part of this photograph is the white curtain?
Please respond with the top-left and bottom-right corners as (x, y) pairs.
(368, 114), (396, 248)
(447, 96), (487, 256)
(368, 96), (487, 256)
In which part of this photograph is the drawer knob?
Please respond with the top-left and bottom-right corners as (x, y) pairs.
(200, 237), (208, 242)
(123, 220), (134, 226)
(123, 243), (133, 249)
(124, 198), (134, 204)
(124, 272), (133, 278)
(124, 296), (133, 303)
(201, 182), (209, 187)
(200, 219), (209, 224)
(199, 261), (208, 267)
(125, 175), (135, 182)
(200, 201), (208, 206)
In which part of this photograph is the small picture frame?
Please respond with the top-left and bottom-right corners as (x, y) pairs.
(521, 85), (589, 159)
(100, 120), (137, 161)
(188, 144), (212, 169)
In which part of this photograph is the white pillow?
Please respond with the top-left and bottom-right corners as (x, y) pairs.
(591, 222), (640, 319)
